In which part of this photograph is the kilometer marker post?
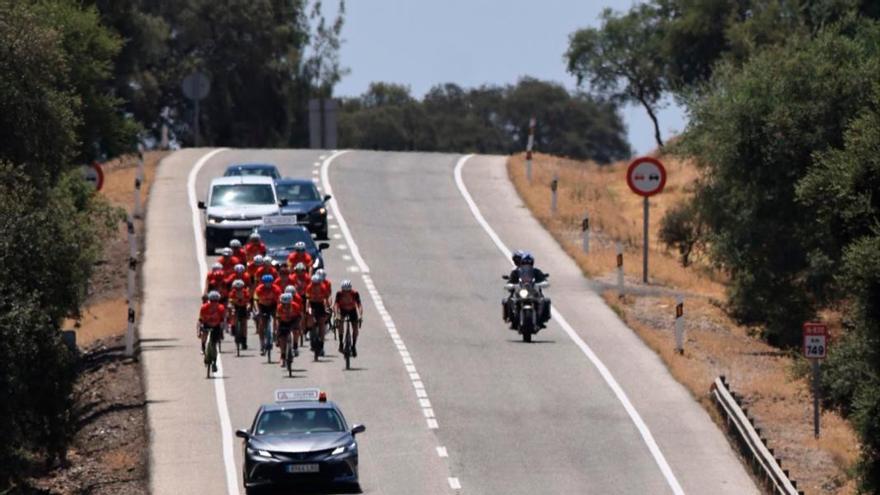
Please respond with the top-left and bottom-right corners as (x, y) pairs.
(525, 117), (536, 182)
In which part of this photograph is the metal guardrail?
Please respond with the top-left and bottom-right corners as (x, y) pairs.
(711, 376), (802, 495)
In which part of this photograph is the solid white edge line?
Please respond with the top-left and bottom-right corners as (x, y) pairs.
(187, 147), (240, 495)
(320, 150), (370, 273)
(453, 154), (685, 495)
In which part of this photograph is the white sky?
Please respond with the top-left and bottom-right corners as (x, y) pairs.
(323, 0), (686, 156)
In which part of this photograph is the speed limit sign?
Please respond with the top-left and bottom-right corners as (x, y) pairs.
(803, 322), (828, 359)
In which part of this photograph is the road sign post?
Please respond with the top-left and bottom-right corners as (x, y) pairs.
(182, 72), (211, 146)
(626, 157), (667, 283)
(550, 173), (558, 215)
(803, 322), (828, 438)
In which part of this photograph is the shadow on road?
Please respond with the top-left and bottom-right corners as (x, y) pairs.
(506, 339), (556, 344)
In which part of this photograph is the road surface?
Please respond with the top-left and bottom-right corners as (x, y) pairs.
(141, 149), (758, 494)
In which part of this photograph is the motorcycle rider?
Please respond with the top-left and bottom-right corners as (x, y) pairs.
(505, 252), (550, 329)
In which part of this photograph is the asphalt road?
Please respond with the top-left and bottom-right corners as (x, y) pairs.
(141, 149), (757, 494)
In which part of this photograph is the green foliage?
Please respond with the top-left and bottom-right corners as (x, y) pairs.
(659, 201), (705, 266)
(339, 78), (630, 163)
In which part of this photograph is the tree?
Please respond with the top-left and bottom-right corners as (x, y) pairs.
(659, 201), (705, 266)
(303, 0), (348, 98)
(566, 5), (668, 149)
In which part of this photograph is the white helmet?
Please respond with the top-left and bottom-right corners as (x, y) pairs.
(231, 279), (245, 289)
(222, 247), (232, 257)
(315, 269), (326, 281)
(207, 290), (221, 301)
(249, 232), (261, 241)
(234, 263), (245, 273)
(294, 241), (306, 252)
(263, 256), (273, 265)
(230, 239), (242, 248)
(280, 293), (293, 304)
(341, 280), (352, 290)
(294, 262), (306, 272)
(311, 274), (321, 283)
(284, 285), (296, 294)
(253, 255), (263, 266)
(211, 262), (223, 271)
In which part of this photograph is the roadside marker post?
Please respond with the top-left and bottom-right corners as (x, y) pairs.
(125, 214), (137, 356)
(550, 172), (558, 215)
(616, 242), (624, 298)
(803, 322), (828, 438)
(626, 157), (667, 283)
(134, 145), (144, 218)
(674, 296), (684, 354)
(581, 212), (590, 253)
(525, 117), (536, 182)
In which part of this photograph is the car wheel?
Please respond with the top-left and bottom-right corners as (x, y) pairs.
(244, 486), (262, 495)
(318, 227), (329, 240)
(205, 239), (214, 255)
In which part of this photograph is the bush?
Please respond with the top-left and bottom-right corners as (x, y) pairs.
(659, 201), (704, 266)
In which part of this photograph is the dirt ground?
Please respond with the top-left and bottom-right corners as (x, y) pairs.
(508, 152), (859, 495)
(25, 152), (166, 494)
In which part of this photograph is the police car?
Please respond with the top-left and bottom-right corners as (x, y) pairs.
(235, 388), (365, 492)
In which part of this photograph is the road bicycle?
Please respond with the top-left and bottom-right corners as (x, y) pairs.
(232, 308), (248, 357)
(204, 326), (219, 378)
(256, 311), (273, 363)
(340, 315), (353, 370)
(286, 326), (295, 377)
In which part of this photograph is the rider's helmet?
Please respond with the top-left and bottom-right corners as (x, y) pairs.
(263, 256), (273, 265)
(280, 293), (293, 304)
(294, 262), (306, 273)
(261, 274), (274, 285)
(230, 239), (242, 249)
(520, 253), (534, 265)
(253, 254), (264, 266)
(284, 285), (296, 294)
(512, 249), (525, 266)
(311, 274), (321, 284)
(248, 232), (261, 242)
(341, 280), (353, 291)
(207, 290), (221, 301)
(234, 263), (245, 274)
(231, 279), (245, 289)
(314, 269), (326, 282)
(221, 247), (232, 257)
(294, 241), (306, 252)
(211, 262), (223, 272)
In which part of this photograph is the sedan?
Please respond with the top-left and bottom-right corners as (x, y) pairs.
(256, 219), (329, 270)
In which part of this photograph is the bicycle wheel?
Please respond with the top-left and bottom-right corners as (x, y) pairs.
(344, 320), (351, 370)
(311, 327), (320, 361)
(286, 337), (293, 377)
(235, 318), (242, 357)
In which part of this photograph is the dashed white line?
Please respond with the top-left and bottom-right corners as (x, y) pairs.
(329, 224), (339, 230)
(337, 244), (348, 250)
(332, 233), (342, 239)
(342, 254), (352, 261)
(427, 418), (439, 429)
(437, 446), (448, 458)
(448, 477), (461, 490)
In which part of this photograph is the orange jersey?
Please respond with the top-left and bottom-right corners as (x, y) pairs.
(199, 302), (226, 326)
(255, 265), (279, 283)
(286, 251), (313, 269)
(273, 274), (295, 292)
(255, 283), (282, 306)
(276, 301), (303, 322)
(291, 272), (310, 294)
(218, 255), (241, 274)
(244, 242), (266, 262)
(306, 281), (331, 302)
(228, 287), (250, 307)
(231, 248), (247, 265)
(205, 271), (228, 296)
(225, 272), (252, 289)
(335, 290), (362, 311)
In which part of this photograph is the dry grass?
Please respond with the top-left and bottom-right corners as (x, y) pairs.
(509, 152), (858, 495)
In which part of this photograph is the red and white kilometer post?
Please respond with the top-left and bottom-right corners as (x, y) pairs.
(525, 117), (536, 182)
(803, 322), (829, 438)
(626, 157), (667, 283)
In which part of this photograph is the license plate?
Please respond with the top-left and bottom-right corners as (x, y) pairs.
(233, 230), (252, 236)
(286, 463), (319, 474)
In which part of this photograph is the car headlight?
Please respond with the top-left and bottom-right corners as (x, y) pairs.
(518, 289), (529, 298)
(207, 215), (224, 224)
(331, 442), (356, 456)
(247, 447), (275, 460)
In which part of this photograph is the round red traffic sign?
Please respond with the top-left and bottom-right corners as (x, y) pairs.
(626, 157), (666, 197)
(82, 162), (104, 191)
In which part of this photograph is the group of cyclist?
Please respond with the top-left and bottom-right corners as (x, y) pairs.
(197, 233), (364, 372)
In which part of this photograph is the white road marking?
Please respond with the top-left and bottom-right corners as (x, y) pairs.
(448, 477), (461, 490)
(314, 162), (321, 167)
(312, 169), (319, 175)
(333, 233), (342, 239)
(319, 155), (327, 160)
(186, 148), (240, 495)
(320, 151), (369, 272)
(453, 155), (685, 495)
(427, 418), (439, 429)
(337, 244), (348, 250)
(329, 224), (339, 230)
(342, 254), (352, 261)
(312, 178), (319, 183)
(347, 266), (361, 273)
(437, 446), (448, 458)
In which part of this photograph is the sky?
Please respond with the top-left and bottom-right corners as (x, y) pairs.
(323, 0), (686, 156)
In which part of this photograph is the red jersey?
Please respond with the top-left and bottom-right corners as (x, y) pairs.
(255, 265), (279, 283)
(286, 251), (313, 269)
(255, 283), (282, 307)
(245, 242), (266, 262)
(199, 302), (226, 326)
(228, 287), (251, 307)
(218, 255), (241, 274)
(205, 271), (228, 296)
(335, 290), (362, 311)
(274, 274), (295, 292)
(225, 272), (252, 289)
(291, 272), (310, 294)
(231, 248), (247, 266)
(276, 301), (303, 322)
(306, 281), (331, 302)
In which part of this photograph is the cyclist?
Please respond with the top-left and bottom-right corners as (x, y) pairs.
(247, 255), (263, 289)
(334, 280), (363, 357)
(255, 256), (279, 283)
(229, 239), (247, 265)
(218, 247), (241, 275)
(226, 263), (251, 289)
(245, 232), (266, 262)
(274, 292), (303, 366)
(227, 279), (251, 349)
(305, 273), (332, 356)
(205, 263), (229, 305)
(254, 274), (282, 356)
(198, 291), (226, 370)
(286, 242), (312, 273)
(273, 263), (294, 292)
(291, 262), (310, 295)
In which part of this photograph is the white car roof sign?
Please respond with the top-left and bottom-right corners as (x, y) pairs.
(275, 388), (321, 403)
(262, 215), (300, 226)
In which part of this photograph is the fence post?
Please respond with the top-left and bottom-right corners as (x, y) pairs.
(674, 295), (684, 354)
(581, 212), (590, 253)
(125, 214), (137, 356)
(616, 242), (624, 298)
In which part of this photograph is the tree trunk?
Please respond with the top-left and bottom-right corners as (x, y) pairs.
(637, 94), (664, 150)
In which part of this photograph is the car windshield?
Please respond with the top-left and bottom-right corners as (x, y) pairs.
(225, 166), (278, 178)
(255, 408), (345, 435)
(258, 228), (314, 249)
(276, 183), (320, 202)
(210, 184), (275, 206)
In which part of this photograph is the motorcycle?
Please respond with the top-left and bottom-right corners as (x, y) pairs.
(502, 273), (550, 343)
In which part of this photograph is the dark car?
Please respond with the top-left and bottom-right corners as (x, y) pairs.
(275, 178), (331, 240)
(236, 388), (365, 493)
(256, 219), (329, 270)
(224, 163), (282, 181)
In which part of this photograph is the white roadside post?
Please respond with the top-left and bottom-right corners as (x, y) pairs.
(550, 173), (558, 215)
(125, 214), (137, 356)
(581, 212), (590, 253)
(803, 322), (829, 438)
(674, 295), (684, 354)
(134, 145), (144, 218)
(525, 116), (535, 182)
(616, 242), (624, 298)
(626, 157), (667, 284)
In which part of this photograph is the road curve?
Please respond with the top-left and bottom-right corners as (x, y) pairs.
(141, 149), (757, 494)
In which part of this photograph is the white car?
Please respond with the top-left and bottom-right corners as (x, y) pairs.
(198, 176), (286, 254)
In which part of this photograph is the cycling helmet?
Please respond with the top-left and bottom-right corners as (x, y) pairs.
(230, 239), (242, 248)
(207, 291), (221, 301)
(521, 253), (535, 265)
(294, 241), (306, 252)
(221, 247), (232, 257)
(284, 285), (296, 294)
(294, 262), (306, 272)
(253, 255), (264, 266)
(249, 232), (261, 241)
(280, 293), (293, 304)
(234, 264), (245, 273)
(311, 274), (321, 283)
(341, 280), (352, 291)
(231, 279), (245, 289)
(263, 256), (273, 265)
(315, 269), (326, 281)
(211, 262), (223, 272)
(261, 274), (274, 284)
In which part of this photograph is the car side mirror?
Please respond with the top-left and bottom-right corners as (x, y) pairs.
(235, 429), (250, 439)
(279, 199), (289, 207)
(318, 242), (330, 251)
(197, 201), (206, 210)
(351, 424), (365, 435)
(323, 194), (332, 203)
(501, 275), (509, 280)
